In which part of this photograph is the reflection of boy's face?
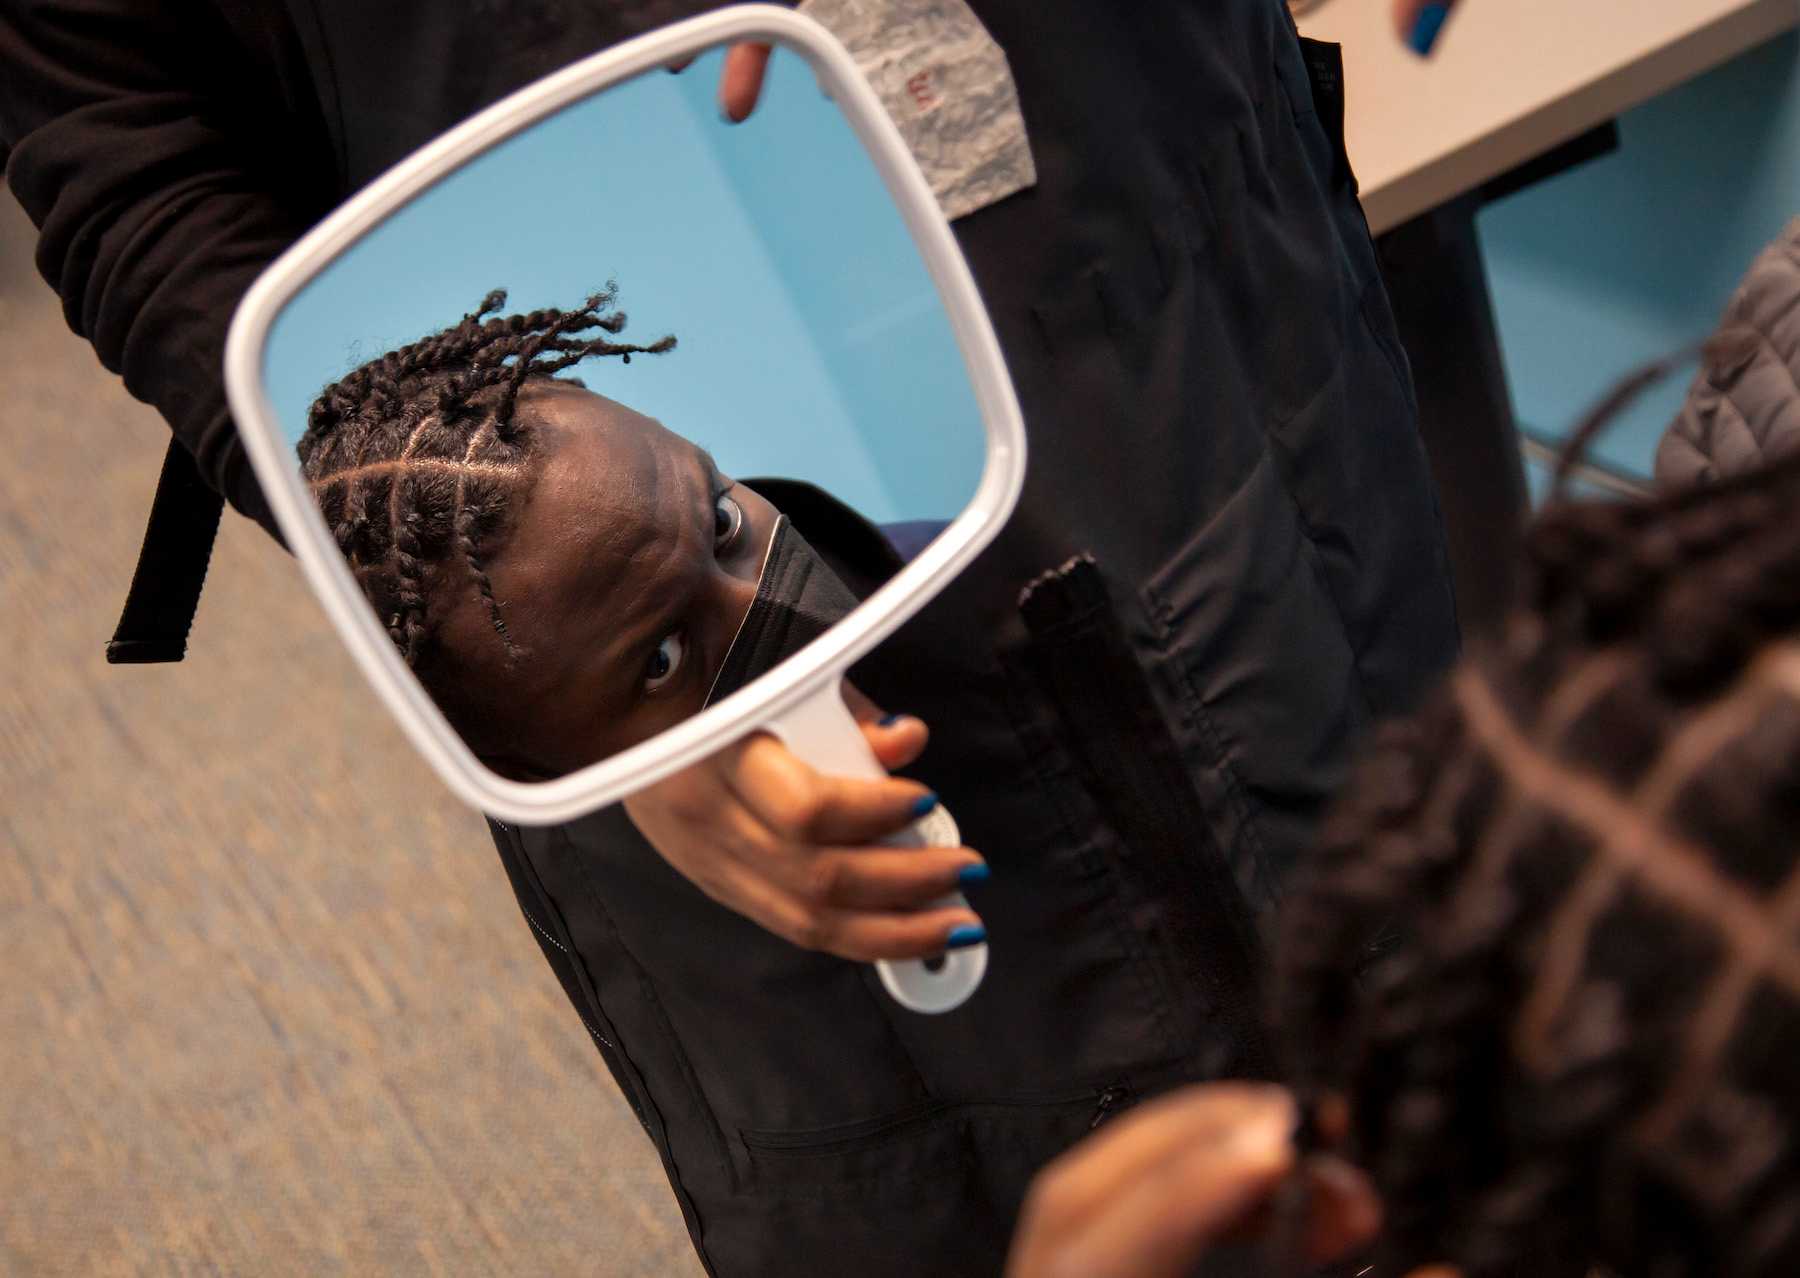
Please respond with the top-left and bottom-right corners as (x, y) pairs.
(438, 381), (779, 777)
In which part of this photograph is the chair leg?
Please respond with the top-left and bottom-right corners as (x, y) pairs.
(1377, 192), (1528, 642)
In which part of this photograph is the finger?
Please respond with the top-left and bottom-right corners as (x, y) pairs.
(1008, 1089), (1292, 1278)
(842, 681), (931, 771)
(1033, 1085), (1298, 1226)
(1394, 0), (1454, 55)
(866, 713), (929, 771)
(1300, 1155), (1384, 1268)
(719, 41), (772, 122)
(701, 841), (982, 959)
(1037, 1124), (1294, 1278)
(727, 734), (934, 844)
(792, 846), (987, 912)
(812, 905), (985, 963)
(809, 772), (945, 844)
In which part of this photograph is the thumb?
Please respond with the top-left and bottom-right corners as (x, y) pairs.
(841, 680), (930, 772)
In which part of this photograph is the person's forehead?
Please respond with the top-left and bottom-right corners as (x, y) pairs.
(523, 387), (684, 536)
(497, 387), (701, 634)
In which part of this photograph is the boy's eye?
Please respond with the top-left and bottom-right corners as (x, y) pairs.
(714, 493), (743, 554)
(645, 631), (686, 691)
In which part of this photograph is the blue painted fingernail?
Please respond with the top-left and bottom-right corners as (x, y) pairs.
(957, 862), (991, 886)
(946, 924), (987, 949)
(879, 713), (904, 727)
(911, 792), (939, 818)
(1408, 3), (1450, 56)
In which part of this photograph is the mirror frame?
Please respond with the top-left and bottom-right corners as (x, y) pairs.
(224, 3), (1027, 825)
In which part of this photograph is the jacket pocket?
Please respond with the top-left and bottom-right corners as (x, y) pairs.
(1141, 445), (1367, 911)
(737, 1085), (1130, 1192)
(708, 1084), (1141, 1278)
(1011, 554), (1272, 1076)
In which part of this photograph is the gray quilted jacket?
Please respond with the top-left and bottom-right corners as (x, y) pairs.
(1657, 217), (1800, 486)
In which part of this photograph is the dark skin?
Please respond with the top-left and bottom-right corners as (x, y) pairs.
(1005, 1084), (1456, 1278)
(447, 379), (780, 777)
(431, 381), (989, 960)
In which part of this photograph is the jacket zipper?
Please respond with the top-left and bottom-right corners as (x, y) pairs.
(494, 823), (618, 1052)
(489, 817), (723, 1277)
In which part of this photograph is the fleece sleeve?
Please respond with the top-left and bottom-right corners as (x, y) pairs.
(0, 0), (336, 535)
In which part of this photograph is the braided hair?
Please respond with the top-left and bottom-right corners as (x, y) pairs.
(297, 286), (674, 698)
(1276, 355), (1800, 1278)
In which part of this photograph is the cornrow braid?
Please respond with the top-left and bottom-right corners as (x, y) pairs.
(297, 285), (674, 677)
(1276, 355), (1800, 1278)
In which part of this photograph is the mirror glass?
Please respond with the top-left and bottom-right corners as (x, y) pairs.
(260, 42), (987, 782)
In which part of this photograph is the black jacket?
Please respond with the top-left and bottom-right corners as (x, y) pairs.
(2, 2), (1459, 1273)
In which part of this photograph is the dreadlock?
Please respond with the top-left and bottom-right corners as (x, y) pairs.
(297, 286), (674, 684)
(1276, 350), (1800, 1278)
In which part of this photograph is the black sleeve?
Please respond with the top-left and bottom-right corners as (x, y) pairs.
(0, 0), (338, 536)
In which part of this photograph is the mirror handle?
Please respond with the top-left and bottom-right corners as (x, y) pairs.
(762, 683), (988, 1014)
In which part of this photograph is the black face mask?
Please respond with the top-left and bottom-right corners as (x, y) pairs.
(705, 515), (863, 707)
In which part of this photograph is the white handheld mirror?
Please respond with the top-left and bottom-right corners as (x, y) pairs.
(224, 5), (1026, 1014)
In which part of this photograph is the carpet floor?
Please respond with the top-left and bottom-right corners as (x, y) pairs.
(0, 193), (702, 1278)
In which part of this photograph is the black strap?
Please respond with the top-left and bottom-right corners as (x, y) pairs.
(105, 439), (223, 664)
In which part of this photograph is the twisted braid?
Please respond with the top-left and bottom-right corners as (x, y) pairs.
(297, 286), (674, 680)
(1276, 354), (1800, 1277)
(452, 420), (511, 648)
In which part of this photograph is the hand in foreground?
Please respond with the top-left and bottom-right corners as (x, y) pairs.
(1005, 1083), (1383, 1278)
(622, 681), (987, 962)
